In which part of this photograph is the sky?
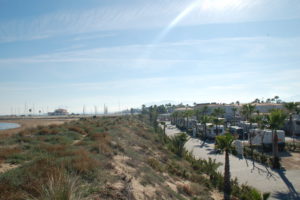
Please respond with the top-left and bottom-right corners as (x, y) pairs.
(0, 0), (300, 114)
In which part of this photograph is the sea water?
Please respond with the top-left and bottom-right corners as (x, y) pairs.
(0, 122), (20, 130)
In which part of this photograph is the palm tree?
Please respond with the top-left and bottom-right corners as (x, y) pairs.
(202, 105), (209, 116)
(200, 115), (211, 139)
(212, 108), (225, 136)
(171, 111), (179, 125)
(284, 102), (298, 146)
(241, 104), (256, 158)
(160, 121), (166, 135)
(231, 107), (237, 126)
(203, 157), (222, 180)
(212, 117), (224, 136)
(184, 110), (194, 131)
(215, 133), (234, 200)
(241, 104), (256, 122)
(241, 104), (256, 134)
(253, 114), (268, 153)
(213, 107), (225, 118)
(267, 109), (287, 169)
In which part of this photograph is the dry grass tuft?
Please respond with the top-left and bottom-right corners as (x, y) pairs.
(68, 149), (100, 175)
(0, 147), (22, 161)
(29, 171), (82, 200)
(176, 183), (193, 196)
(68, 126), (86, 135)
(36, 126), (59, 135)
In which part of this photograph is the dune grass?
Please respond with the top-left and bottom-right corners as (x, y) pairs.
(0, 115), (262, 200)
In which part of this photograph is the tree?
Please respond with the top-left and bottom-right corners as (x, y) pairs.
(284, 102), (298, 147)
(212, 117), (224, 136)
(212, 108), (225, 136)
(215, 133), (234, 200)
(241, 104), (256, 157)
(170, 133), (188, 157)
(183, 110), (194, 131)
(171, 111), (180, 125)
(253, 114), (269, 153)
(213, 107), (225, 118)
(202, 106), (209, 116)
(274, 96), (279, 103)
(160, 121), (166, 135)
(130, 108), (134, 115)
(241, 104), (256, 131)
(252, 98), (260, 104)
(200, 115), (211, 139)
(141, 104), (147, 115)
(267, 109), (287, 169)
(149, 106), (158, 131)
(203, 157), (222, 181)
(231, 107), (238, 126)
(157, 105), (167, 114)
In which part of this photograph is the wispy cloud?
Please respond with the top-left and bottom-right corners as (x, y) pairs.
(1, 36), (299, 66)
(0, 0), (299, 43)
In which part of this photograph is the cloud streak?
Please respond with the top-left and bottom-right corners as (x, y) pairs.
(1, 36), (299, 66)
(0, 0), (300, 43)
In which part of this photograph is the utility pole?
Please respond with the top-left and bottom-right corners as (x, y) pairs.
(94, 106), (98, 116)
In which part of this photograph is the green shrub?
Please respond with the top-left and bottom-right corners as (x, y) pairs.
(168, 133), (187, 157)
(147, 158), (163, 172)
(6, 153), (30, 164)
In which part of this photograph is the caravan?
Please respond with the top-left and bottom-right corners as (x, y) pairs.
(200, 123), (225, 139)
(229, 126), (244, 140)
(249, 129), (285, 152)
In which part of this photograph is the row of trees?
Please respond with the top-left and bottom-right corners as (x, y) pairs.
(215, 108), (287, 200)
(171, 102), (299, 169)
(141, 104), (274, 200)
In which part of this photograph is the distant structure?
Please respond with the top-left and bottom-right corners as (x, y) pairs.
(104, 104), (108, 115)
(48, 108), (68, 116)
(193, 102), (284, 121)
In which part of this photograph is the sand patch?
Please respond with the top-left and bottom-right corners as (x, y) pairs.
(281, 152), (300, 170)
(113, 155), (136, 175)
(131, 177), (157, 200)
(211, 190), (223, 200)
(0, 163), (19, 174)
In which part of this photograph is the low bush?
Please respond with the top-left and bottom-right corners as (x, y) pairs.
(37, 127), (59, 135)
(147, 157), (164, 172)
(65, 149), (101, 177)
(43, 135), (72, 145)
(168, 133), (188, 157)
(285, 142), (300, 152)
(6, 153), (30, 164)
(0, 147), (22, 161)
(68, 126), (86, 135)
(36, 144), (73, 157)
(243, 146), (272, 167)
(177, 183), (193, 196)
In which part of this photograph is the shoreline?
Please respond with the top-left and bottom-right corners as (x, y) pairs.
(0, 122), (21, 130)
(0, 118), (77, 135)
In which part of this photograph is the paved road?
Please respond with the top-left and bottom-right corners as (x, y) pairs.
(164, 122), (300, 200)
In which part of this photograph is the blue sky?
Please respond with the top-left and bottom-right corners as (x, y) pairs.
(0, 0), (300, 114)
